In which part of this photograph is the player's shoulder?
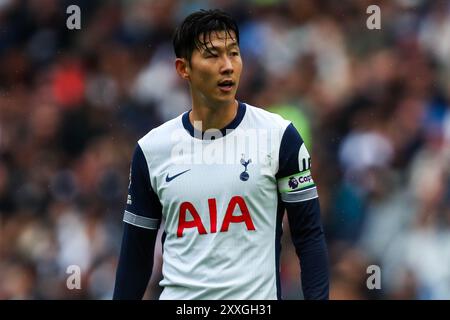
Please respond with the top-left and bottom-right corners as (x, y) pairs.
(243, 102), (291, 130)
(137, 113), (184, 152)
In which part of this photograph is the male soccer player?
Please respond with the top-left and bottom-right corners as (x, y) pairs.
(113, 9), (329, 300)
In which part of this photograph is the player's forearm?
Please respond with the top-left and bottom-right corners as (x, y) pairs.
(113, 223), (157, 300)
(298, 235), (329, 299)
(285, 198), (330, 300)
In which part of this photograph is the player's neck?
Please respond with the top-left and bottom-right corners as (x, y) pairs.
(190, 99), (238, 132)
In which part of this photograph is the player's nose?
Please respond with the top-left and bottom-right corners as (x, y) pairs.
(220, 56), (234, 75)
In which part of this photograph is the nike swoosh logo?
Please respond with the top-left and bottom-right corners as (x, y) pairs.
(165, 169), (191, 182)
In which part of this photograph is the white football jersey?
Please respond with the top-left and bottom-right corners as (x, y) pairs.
(123, 102), (318, 299)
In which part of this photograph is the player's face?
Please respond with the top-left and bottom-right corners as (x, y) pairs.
(187, 30), (242, 107)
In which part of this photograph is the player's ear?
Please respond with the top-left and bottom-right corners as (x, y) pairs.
(175, 58), (190, 80)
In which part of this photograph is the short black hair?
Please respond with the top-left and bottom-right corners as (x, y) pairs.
(173, 9), (240, 62)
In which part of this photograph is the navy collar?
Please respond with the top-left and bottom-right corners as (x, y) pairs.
(182, 101), (246, 140)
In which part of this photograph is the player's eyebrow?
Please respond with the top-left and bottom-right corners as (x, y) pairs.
(204, 42), (238, 52)
(203, 45), (218, 52)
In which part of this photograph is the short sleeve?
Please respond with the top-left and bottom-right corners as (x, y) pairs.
(123, 144), (162, 229)
(276, 123), (318, 203)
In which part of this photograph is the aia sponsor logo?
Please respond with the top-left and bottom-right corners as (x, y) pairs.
(177, 196), (255, 237)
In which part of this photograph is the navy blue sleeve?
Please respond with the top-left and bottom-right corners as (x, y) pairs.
(125, 144), (162, 222)
(113, 224), (158, 299)
(113, 144), (162, 300)
(276, 123), (329, 300)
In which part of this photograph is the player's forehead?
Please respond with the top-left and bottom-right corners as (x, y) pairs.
(196, 30), (238, 51)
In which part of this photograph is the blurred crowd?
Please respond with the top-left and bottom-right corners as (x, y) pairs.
(1, 0), (450, 300)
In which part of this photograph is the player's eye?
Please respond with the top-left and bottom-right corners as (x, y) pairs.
(230, 51), (240, 56)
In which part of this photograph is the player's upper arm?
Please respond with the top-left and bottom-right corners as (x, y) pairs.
(123, 144), (162, 230)
(276, 123), (318, 202)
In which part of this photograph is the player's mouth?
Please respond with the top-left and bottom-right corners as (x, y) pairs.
(217, 79), (235, 93)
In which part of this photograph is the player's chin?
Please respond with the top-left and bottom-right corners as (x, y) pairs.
(214, 93), (237, 105)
